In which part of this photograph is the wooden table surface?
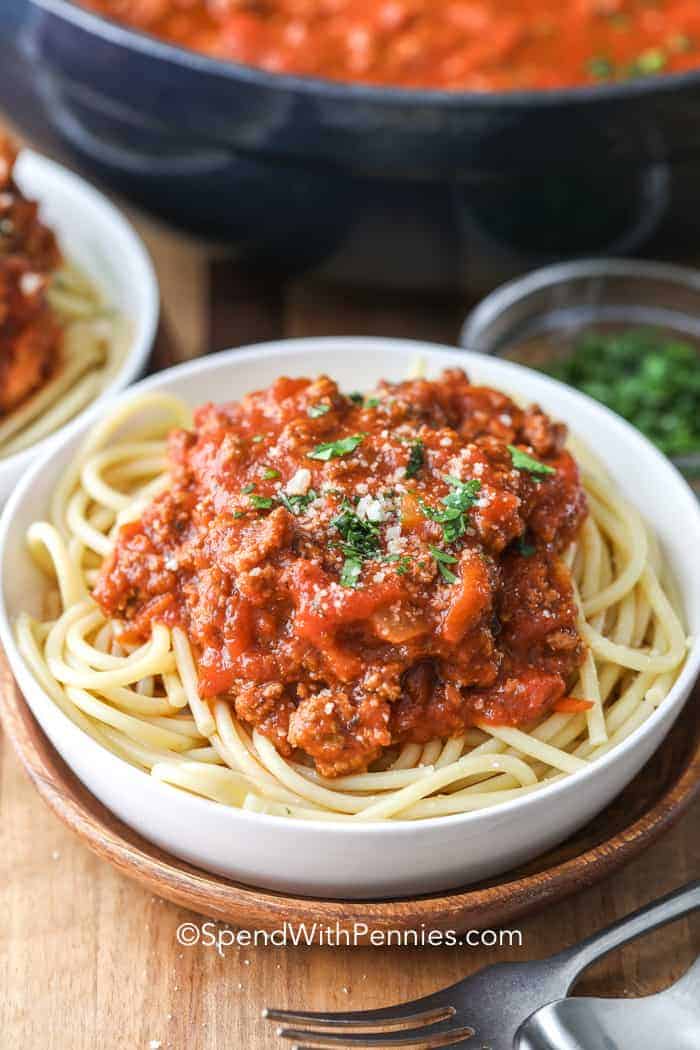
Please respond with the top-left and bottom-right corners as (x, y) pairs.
(1, 118), (699, 1050)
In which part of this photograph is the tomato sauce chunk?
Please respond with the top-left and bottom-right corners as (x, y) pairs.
(95, 369), (588, 777)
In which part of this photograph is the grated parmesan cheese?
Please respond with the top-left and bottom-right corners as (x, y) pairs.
(285, 468), (311, 496)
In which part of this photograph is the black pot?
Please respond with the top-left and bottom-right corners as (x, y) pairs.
(5, 0), (700, 289)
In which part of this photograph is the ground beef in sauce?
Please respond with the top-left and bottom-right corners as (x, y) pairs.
(94, 369), (588, 777)
(0, 136), (62, 417)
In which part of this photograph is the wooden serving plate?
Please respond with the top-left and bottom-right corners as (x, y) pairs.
(2, 647), (699, 940)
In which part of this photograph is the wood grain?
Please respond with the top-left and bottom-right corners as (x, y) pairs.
(2, 645), (700, 944)
(0, 116), (699, 1050)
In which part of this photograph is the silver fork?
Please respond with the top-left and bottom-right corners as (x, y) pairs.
(263, 880), (700, 1050)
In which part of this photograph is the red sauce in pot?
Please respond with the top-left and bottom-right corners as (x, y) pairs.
(94, 369), (588, 776)
(80, 0), (700, 90)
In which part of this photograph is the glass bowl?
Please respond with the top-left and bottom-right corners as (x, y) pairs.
(461, 259), (700, 495)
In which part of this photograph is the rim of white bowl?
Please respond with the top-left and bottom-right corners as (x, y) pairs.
(0, 149), (159, 477)
(1, 337), (699, 837)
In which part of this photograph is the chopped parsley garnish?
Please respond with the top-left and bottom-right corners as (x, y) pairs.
(429, 545), (458, 564)
(542, 327), (700, 457)
(233, 510), (246, 520)
(383, 552), (411, 575)
(629, 48), (666, 76)
(348, 391), (364, 404)
(419, 475), (481, 543)
(242, 483), (256, 494)
(364, 397), (380, 409)
(333, 501), (381, 557)
(277, 488), (317, 515)
(307, 433), (365, 461)
(339, 557), (363, 589)
(437, 563), (457, 583)
(429, 545), (459, 584)
(308, 402), (331, 418)
(405, 439), (425, 479)
(251, 435), (264, 444)
(332, 500), (381, 588)
(588, 55), (614, 80)
(507, 445), (556, 478)
(518, 538), (536, 557)
(262, 467), (280, 479)
(587, 43), (680, 84)
(250, 495), (273, 510)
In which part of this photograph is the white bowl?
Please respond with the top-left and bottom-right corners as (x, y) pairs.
(1, 338), (699, 900)
(0, 149), (158, 503)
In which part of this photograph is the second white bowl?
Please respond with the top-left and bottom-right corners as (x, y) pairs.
(0, 149), (158, 503)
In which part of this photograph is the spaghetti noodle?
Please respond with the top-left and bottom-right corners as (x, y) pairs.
(15, 376), (688, 822)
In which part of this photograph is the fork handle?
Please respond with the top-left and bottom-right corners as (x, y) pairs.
(555, 880), (700, 990)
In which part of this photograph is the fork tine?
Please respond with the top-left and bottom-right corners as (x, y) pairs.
(275, 1020), (474, 1048)
(263, 1004), (456, 1030)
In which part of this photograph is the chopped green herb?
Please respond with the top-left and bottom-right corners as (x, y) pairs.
(430, 546), (459, 582)
(429, 545), (458, 565)
(629, 47), (667, 76)
(419, 476), (481, 543)
(364, 397), (380, 409)
(250, 495), (273, 510)
(339, 557), (363, 589)
(332, 501), (381, 558)
(308, 402), (331, 418)
(588, 55), (614, 80)
(405, 439), (425, 479)
(444, 472), (479, 491)
(542, 327), (700, 457)
(262, 467), (280, 479)
(233, 510), (246, 520)
(332, 499), (381, 588)
(307, 433), (366, 461)
(518, 538), (536, 557)
(251, 435), (264, 444)
(242, 483), (256, 494)
(348, 391), (364, 404)
(507, 445), (556, 478)
(438, 562), (458, 584)
(277, 488), (317, 515)
(383, 552), (411, 575)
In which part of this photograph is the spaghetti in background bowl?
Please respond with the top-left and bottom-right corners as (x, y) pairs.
(1, 338), (698, 899)
(0, 148), (158, 503)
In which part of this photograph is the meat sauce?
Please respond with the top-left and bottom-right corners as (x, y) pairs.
(0, 137), (62, 418)
(81, 0), (700, 91)
(95, 370), (588, 777)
